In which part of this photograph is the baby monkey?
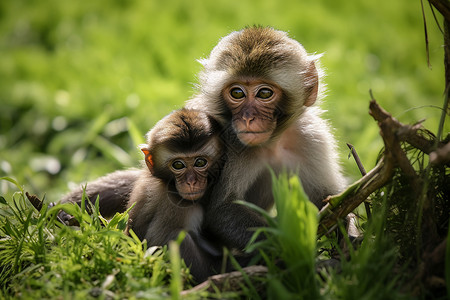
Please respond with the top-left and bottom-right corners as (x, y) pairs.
(62, 109), (225, 281)
(127, 109), (226, 281)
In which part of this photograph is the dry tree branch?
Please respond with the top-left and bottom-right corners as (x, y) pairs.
(368, 97), (438, 153)
(346, 143), (371, 219)
(346, 143), (367, 176)
(428, 0), (450, 22)
(430, 140), (450, 164)
(25, 192), (67, 224)
(317, 156), (394, 236)
(26, 192), (44, 211)
(317, 99), (439, 237)
(181, 265), (268, 295)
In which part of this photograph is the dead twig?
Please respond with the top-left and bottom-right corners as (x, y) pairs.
(181, 265), (268, 295)
(346, 143), (367, 176)
(430, 141), (450, 164)
(318, 99), (439, 236)
(346, 143), (371, 219)
(25, 192), (44, 211)
(368, 98), (438, 154)
(318, 156), (394, 236)
(25, 192), (68, 225)
(428, 0), (450, 22)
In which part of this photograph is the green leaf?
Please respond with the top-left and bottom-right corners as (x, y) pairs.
(0, 177), (23, 193)
(169, 240), (182, 299)
(234, 200), (277, 227)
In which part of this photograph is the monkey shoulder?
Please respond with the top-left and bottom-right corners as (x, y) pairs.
(128, 173), (162, 207)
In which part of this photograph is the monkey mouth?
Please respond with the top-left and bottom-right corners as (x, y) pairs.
(237, 131), (272, 145)
(239, 130), (271, 134)
(179, 191), (205, 201)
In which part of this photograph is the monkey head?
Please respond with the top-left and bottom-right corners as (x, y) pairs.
(191, 26), (321, 146)
(142, 109), (224, 202)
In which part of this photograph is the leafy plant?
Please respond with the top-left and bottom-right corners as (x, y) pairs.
(243, 173), (320, 299)
(0, 176), (193, 299)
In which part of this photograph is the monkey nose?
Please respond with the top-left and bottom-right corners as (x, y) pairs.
(186, 175), (197, 187)
(243, 116), (255, 128)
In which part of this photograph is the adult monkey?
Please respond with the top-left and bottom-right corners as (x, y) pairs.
(185, 26), (347, 250)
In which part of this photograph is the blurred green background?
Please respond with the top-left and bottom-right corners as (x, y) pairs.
(0, 0), (447, 201)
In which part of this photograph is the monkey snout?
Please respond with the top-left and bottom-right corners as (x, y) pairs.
(186, 173), (197, 187)
(177, 180), (207, 201)
(237, 130), (273, 146)
(179, 189), (205, 201)
(242, 115), (255, 128)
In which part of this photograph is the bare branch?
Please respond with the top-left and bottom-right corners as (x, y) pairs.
(346, 143), (367, 176)
(182, 265), (268, 295)
(369, 100), (438, 154)
(428, 0), (450, 22)
(317, 99), (438, 236)
(25, 192), (44, 211)
(346, 143), (371, 219)
(318, 156), (394, 236)
(430, 141), (450, 164)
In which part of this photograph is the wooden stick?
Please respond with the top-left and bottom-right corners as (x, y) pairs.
(317, 99), (436, 236)
(346, 143), (371, 219)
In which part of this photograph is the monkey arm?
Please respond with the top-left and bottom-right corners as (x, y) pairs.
(204, 200), (268, 251)
(244, 169), (274, 210)
(61, 169), (141, 218)
(131, 207), (223, 282)
(180, 232), (224, 282)
(131, 213), (222, 282)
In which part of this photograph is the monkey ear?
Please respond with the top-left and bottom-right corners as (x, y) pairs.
(141, 146), (155, 174)
(303, 61), (319, 107)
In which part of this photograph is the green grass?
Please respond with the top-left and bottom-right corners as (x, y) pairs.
(1, 174), (415, 299)
(0, 177), (194, 299)
(245, 174), (320, 299)
(239, 173), (412, 300)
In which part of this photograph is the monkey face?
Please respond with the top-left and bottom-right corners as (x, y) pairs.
(143, 127), (223, 204)
(170, 156), (210, 201)
(223, 79), (282, 146)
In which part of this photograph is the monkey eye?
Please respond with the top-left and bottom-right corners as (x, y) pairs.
(194, 158), (208, 168)
(172, 160), (186, 170)
(256, 88), (273, 99)
(230, 87), (245, 99)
